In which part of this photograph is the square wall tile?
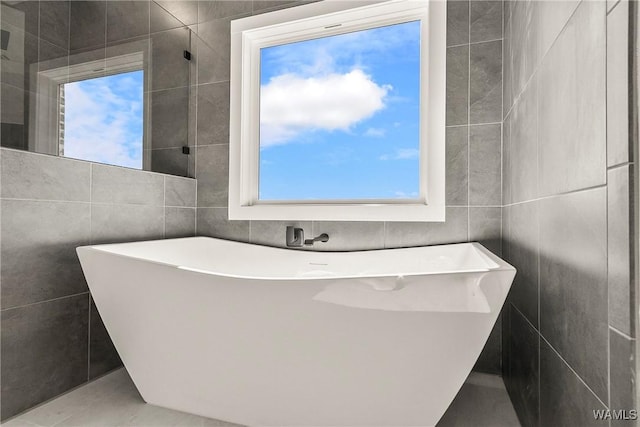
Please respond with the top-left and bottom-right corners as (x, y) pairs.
(446, 45), (469, 126)
(39, 1), (70, 50)
(164, 207), (196, 238)
(447, 0), (469, 47)
(473, 313), (502, 374)
(508, 306), (539, 427)
(252, 1), (301, 14)
(610, 329), (636, 426)
(70, 1), (106, 51)
(540, 339), (606, 427)
(470, 1), (503, 43)
(197, 208), (249, 242)
(502, 112), (512, 204)
(469, 207), (501, 256)
(196, 18), (231, 83)
(509, 76), (537, 204)
(196, 144), (229, 208)
(89, 298), (122, 380)
(539, 187), (608, 401)
(106, 0), (150, 43)
(607, 0), (630, 167)
(501, 299), (511, 382)
(154, 1), (198, 27)
(91, 164), (164, 206)
(469, 124), (501, 205)
(1, 200), (90, 309)
(311, 221), (384, 252)
(445, 126), (468, 206)
(469, 40), (502, 124)
(538, 0), (606, 197)
(608, 165), (634, 336)
(151, 87), (189, 150)
(151, 149), (189, 178)
(91, 204), (164, 244)
(384, 207), (468, 248)
(537, 0), (579, 60)
(151, 27), (191, 91)
(196, 82), (230, 146)
(165, 176), (196, 207)
(5, 1), (39, 37)
(1, 295), (89, 420)
(506, 201), (539, 327)
(198, 1), (252, 22)
(510, 0), (537, 100)
(151, 1), (187, 33)
(1, 150), (90, 202)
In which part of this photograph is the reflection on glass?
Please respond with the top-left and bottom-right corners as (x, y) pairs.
(0, 0), (196, 177)
(62, 71), (144, 169)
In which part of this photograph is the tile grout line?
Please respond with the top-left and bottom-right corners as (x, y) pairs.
(1, 292), (91, 313)
(608, 161), (635, 171)
(503, 183), (609, 208)
(539, 332), (610, 411)
(605, 8), (612, 407)
(447, 121), (503, 128)
(88, 162), (93, 382)
(512, 303), (610, 411)
(610, 324), (635, 341)
(87, 293), (91, 382)
(607, 0), (622, 16)
(467, 0), (471, 244)
(0, 147), (192, 181)
(534, 13), (542, 423)
(448, 37), (504, 49)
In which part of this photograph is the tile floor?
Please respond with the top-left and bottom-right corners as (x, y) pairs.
(2, 369), (520, 427)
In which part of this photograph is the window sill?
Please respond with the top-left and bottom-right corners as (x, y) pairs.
(228, 203), (446, 222)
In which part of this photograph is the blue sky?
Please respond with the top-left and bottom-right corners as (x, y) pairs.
(259, 21), (421, 200)
(63, 70), (144, 169)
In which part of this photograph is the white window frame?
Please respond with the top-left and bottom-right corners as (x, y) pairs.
(229, 0), (446, 222)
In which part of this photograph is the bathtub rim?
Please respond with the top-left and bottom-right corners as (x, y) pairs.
(76, 237), (514, 282)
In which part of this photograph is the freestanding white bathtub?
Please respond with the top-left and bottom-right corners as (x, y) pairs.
(77, 237), (515, 427)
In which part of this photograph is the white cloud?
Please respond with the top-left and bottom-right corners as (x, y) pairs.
(379, 148), (419, 161)
(364, 127), (386, 138)
(260, 69), (391, 146)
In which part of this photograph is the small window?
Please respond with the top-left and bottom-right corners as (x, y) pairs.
(33, 46), (149, 170)
(230, 0), (446, 221)
(61, 70), (144, 169)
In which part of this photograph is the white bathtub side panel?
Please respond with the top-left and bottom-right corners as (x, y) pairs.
(78, 248), (511, 427)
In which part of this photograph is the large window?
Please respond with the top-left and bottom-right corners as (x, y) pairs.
(230, 0), (445, 221)
(259, 21), (420, 201)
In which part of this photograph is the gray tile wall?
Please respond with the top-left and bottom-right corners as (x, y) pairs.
(502, 0), (636, 425)
(0, 147), (196, 421)
(190, 0), (504, 374)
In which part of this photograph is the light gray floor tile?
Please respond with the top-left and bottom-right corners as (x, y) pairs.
(7, 369), (519, 427)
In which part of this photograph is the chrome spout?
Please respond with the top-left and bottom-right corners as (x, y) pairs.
(285, 226), (329, 247)
(286, 226), (305, 247)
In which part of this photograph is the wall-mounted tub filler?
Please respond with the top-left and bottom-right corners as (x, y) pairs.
(77, 237), (515, 427)
(285, 225), (329, 247)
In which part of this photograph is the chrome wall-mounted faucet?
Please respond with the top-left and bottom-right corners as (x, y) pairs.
(285, 226), (329, 247)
